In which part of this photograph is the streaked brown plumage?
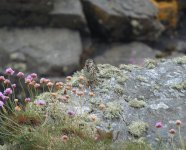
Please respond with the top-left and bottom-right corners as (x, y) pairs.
(83, 59), (99, 87)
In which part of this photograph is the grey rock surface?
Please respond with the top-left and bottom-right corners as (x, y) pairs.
(60, 56), (186, 145)
(0, 28), (82, 76)
(0, 0), (87, 33)
(49, 0), (87, 32)
(81, 0), (164, 41)
(94, 42), (160, 66)
(0, 0), (54, 13)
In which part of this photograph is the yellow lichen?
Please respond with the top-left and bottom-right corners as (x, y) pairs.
(128, 121), (149, 137)
(151, 0), (178, 28)
(173, 56), (186, 65)
(144, 59), (157, 69)
(129, 98), (146, 108)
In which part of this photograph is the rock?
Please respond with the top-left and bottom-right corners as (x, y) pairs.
(93, 42), (160, 66)
(40, 56), (186, 145)
(81, 0), (164, 41)
(0, 0), (87, 33)
(49, 0), (88, 33)
(0, 0), (54, 13)
(0, 28), (82, 76)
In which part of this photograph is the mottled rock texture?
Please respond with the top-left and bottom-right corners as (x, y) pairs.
(50, 56), (186, 145)
(81, 0), (164, 41)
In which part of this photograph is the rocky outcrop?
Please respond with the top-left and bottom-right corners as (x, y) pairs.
(81, 0), (164, 41)
(0, 28), (82, 76)
(42, 56), (186, 145)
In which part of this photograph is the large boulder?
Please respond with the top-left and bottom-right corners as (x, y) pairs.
(0, 0), (87, 33)
(81, 0), (164, 41)
(42, 56), (186, 146)
(49, 0), (88, 33)
(0, 0), (54, 13)
(93, 42), (160, 66)
(0, 28), (82, 76)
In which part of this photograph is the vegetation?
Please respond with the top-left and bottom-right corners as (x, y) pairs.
(0, 67), (184, 150)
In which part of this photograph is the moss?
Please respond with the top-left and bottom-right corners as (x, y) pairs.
(114, 85), (124, 95)
(144, 59), (157, 69)
(173, 56), (186, 65)
(128, 98), (146, 108)
(119, 64), (141, 72)
(128, 121), (149, 137)
(136, 76), (147, 82)
(104, 102), (122, 119)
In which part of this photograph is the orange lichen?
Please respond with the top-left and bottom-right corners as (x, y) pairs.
(151, 0), (178, 28)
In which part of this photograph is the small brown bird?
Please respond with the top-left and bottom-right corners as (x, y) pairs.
(83, 59), (99, 87)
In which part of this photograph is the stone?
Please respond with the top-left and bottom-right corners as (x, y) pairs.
(49, 0), (88, 33)
(93, 42), (160, 66)
(81, 0), (164, 41)
(0, 0), (54, 13)
(0, 28), (82, 76)
(40, 56), (186, 146)
(0, 0), (87, 33)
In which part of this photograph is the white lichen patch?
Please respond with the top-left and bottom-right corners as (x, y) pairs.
(119, 64), (141, 72)
(173, 56), (186, 65)
(149, 102), (169, 110)
(128, 98), (146, 108)
(116, 75), (128, 84)
(136, 75), (148, 82)
(104, 102), (122, 119)
(144, 59), (157, 69)
(114, 85), (124, 95)
(171, 80), (186, 91)
(98, 64), (122, 78)
(128, 121), (149, 137)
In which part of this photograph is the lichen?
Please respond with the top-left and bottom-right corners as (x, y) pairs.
(98, 64), (122, 78)
(128, 98), (146, 108)
(70, 71), (84, 87)
(119, 64), (141, 72)
(144, 59), (157, 69)
(116, 75), (128, 84)
(104, 102), (122, 119)
(171, 80), (186, 91)
(173, 56), (186, 65)
(114, 85), (124, 95)
(136, 76), (147, 82)
(128, 121), (149, 137)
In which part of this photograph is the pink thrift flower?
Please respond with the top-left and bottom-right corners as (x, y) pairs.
(176, 120), (182, 126)
(169, 129), (176, 135)
(0, 92), (5, 101)
(12, 84), (16, 89)
(17, 72), (24, 78)
(30, 73), (37, 79)
(4, 88), (12, 95)
(67, 111), (75, 117)
(4, 79), (10, 85)
(5, 68), (14, 75)
(0, 76), (5, 82)
(35, 100), (46, 106)
(155, 122), (163, 128)
(25, 98), (31, 102)
(0, 101), (4, 107)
